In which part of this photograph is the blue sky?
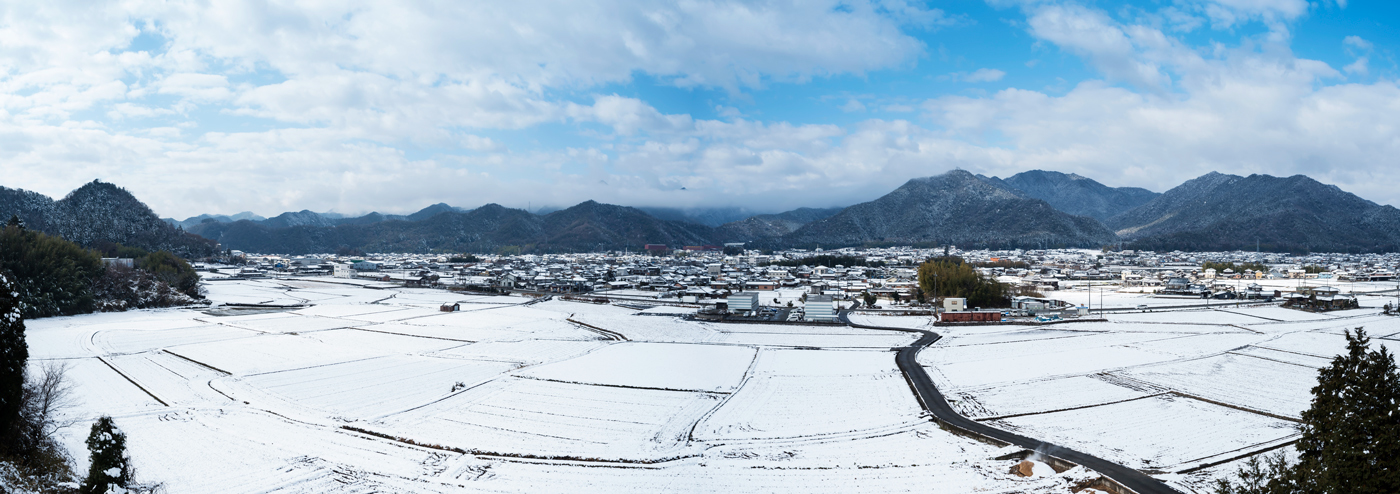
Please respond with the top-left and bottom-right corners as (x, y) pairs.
(1, 0), (1397, 218)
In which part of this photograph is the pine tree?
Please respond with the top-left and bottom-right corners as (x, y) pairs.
(0, 271), (27, 455)
(80, 416), (130, 494)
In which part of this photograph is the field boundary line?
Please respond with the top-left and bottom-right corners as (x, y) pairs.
(1174, 438), (1300, 474)
(97, 356), (169, 407)
(162, 349), (233, 375)
(974, 392), (1170, 422)
(1212, 309), (1283, 322)
(566, 317), (628, 341)
(349, 326), (475, 342)
(340, 426), (698, 467)
(513, 375), (729, 395)
(1166, 391), (1300, 423)
(1227, 350), (1327, 369)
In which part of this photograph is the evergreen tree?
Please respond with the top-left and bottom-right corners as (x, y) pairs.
(80, 416), (130, 494)
(0, 272), (27, 455)
(1215, 327), (1400, 493)
(1291, 327), (1400, 493)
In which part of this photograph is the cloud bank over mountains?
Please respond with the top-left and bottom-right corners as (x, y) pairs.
(0, 0), (1393, 218)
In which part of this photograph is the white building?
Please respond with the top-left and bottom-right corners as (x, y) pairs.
(101, 258), (134, 268)
(943, 297), (966, 312)
(805, 294), (835, 322)
(332, 263), (354, 279)
(727, 292), (760, 314)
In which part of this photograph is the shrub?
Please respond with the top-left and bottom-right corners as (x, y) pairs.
(80, 417), (130, 494)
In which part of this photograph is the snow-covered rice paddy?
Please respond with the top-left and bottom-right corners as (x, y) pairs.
(29, 275), (1388, 493)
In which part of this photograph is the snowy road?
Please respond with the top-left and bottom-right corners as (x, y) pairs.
(842, 310), (1182, 494)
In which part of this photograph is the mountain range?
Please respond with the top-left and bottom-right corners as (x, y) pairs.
(8, 169), (1400, 256)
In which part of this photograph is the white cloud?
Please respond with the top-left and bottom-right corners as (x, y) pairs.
(840, 99), (868, 112)
(568, 95), (695, 136)
(940, 68), (1006, 83)
(1344, 35), (1372, 50)
(1199, 0), (1309, 28)
(1344, 57), (1368, 76)
(964, 68), (1007, 82)
(3, 0), (1400, 221)
(1025, 4), (1182, 90)
(157, 73), (231, 101)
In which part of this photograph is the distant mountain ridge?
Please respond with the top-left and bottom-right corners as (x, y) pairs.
(636, 207), (761, 227)
(163, 212), (266, 229)
(1108, 172), (1400, 252)
(780, 170), (1119, 249)
(713, 207), (843, 243)
(988, 170), (1160, 221)
(173, 202), (468, 231)
(1, 181), (218, 258)
(26, 168), (1400, 256)
(194, 201), (717, 255)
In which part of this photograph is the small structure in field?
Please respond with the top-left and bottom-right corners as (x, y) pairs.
(940, 311), (1003, 323)
(1283, 286), (1358, 312)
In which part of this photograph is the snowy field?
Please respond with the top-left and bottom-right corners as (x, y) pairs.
(908, 299), (1395, 493)
(31, 277), (1092, 493)
(29, 276), (1387, 493)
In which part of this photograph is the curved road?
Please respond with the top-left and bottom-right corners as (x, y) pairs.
(840, 311), (1181, 494)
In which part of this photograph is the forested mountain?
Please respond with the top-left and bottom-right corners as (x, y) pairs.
(0, 186), (61, 231)
(637, 206), (760, 227)
(1107, 172), (1400, 253)
(990, 170), (1160, 221)
(713, 207), (842, 242)
(180, 202), (468, 234)
(0, 181), (217, 258)
(164, 212), (264, 229)
(781, 170), (1118, 249)
(544, 201), (715, 250)
(195, 201), (716, 254)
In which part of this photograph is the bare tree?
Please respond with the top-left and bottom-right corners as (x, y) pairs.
(24, 360), (79, 446)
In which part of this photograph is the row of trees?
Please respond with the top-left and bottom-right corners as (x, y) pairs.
(1, 218), (201, 318)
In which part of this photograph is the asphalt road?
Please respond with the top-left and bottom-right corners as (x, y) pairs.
(840, 311), (1182, 494)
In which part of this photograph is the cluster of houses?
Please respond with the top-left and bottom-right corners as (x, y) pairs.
(206, 245), (1399, 318)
